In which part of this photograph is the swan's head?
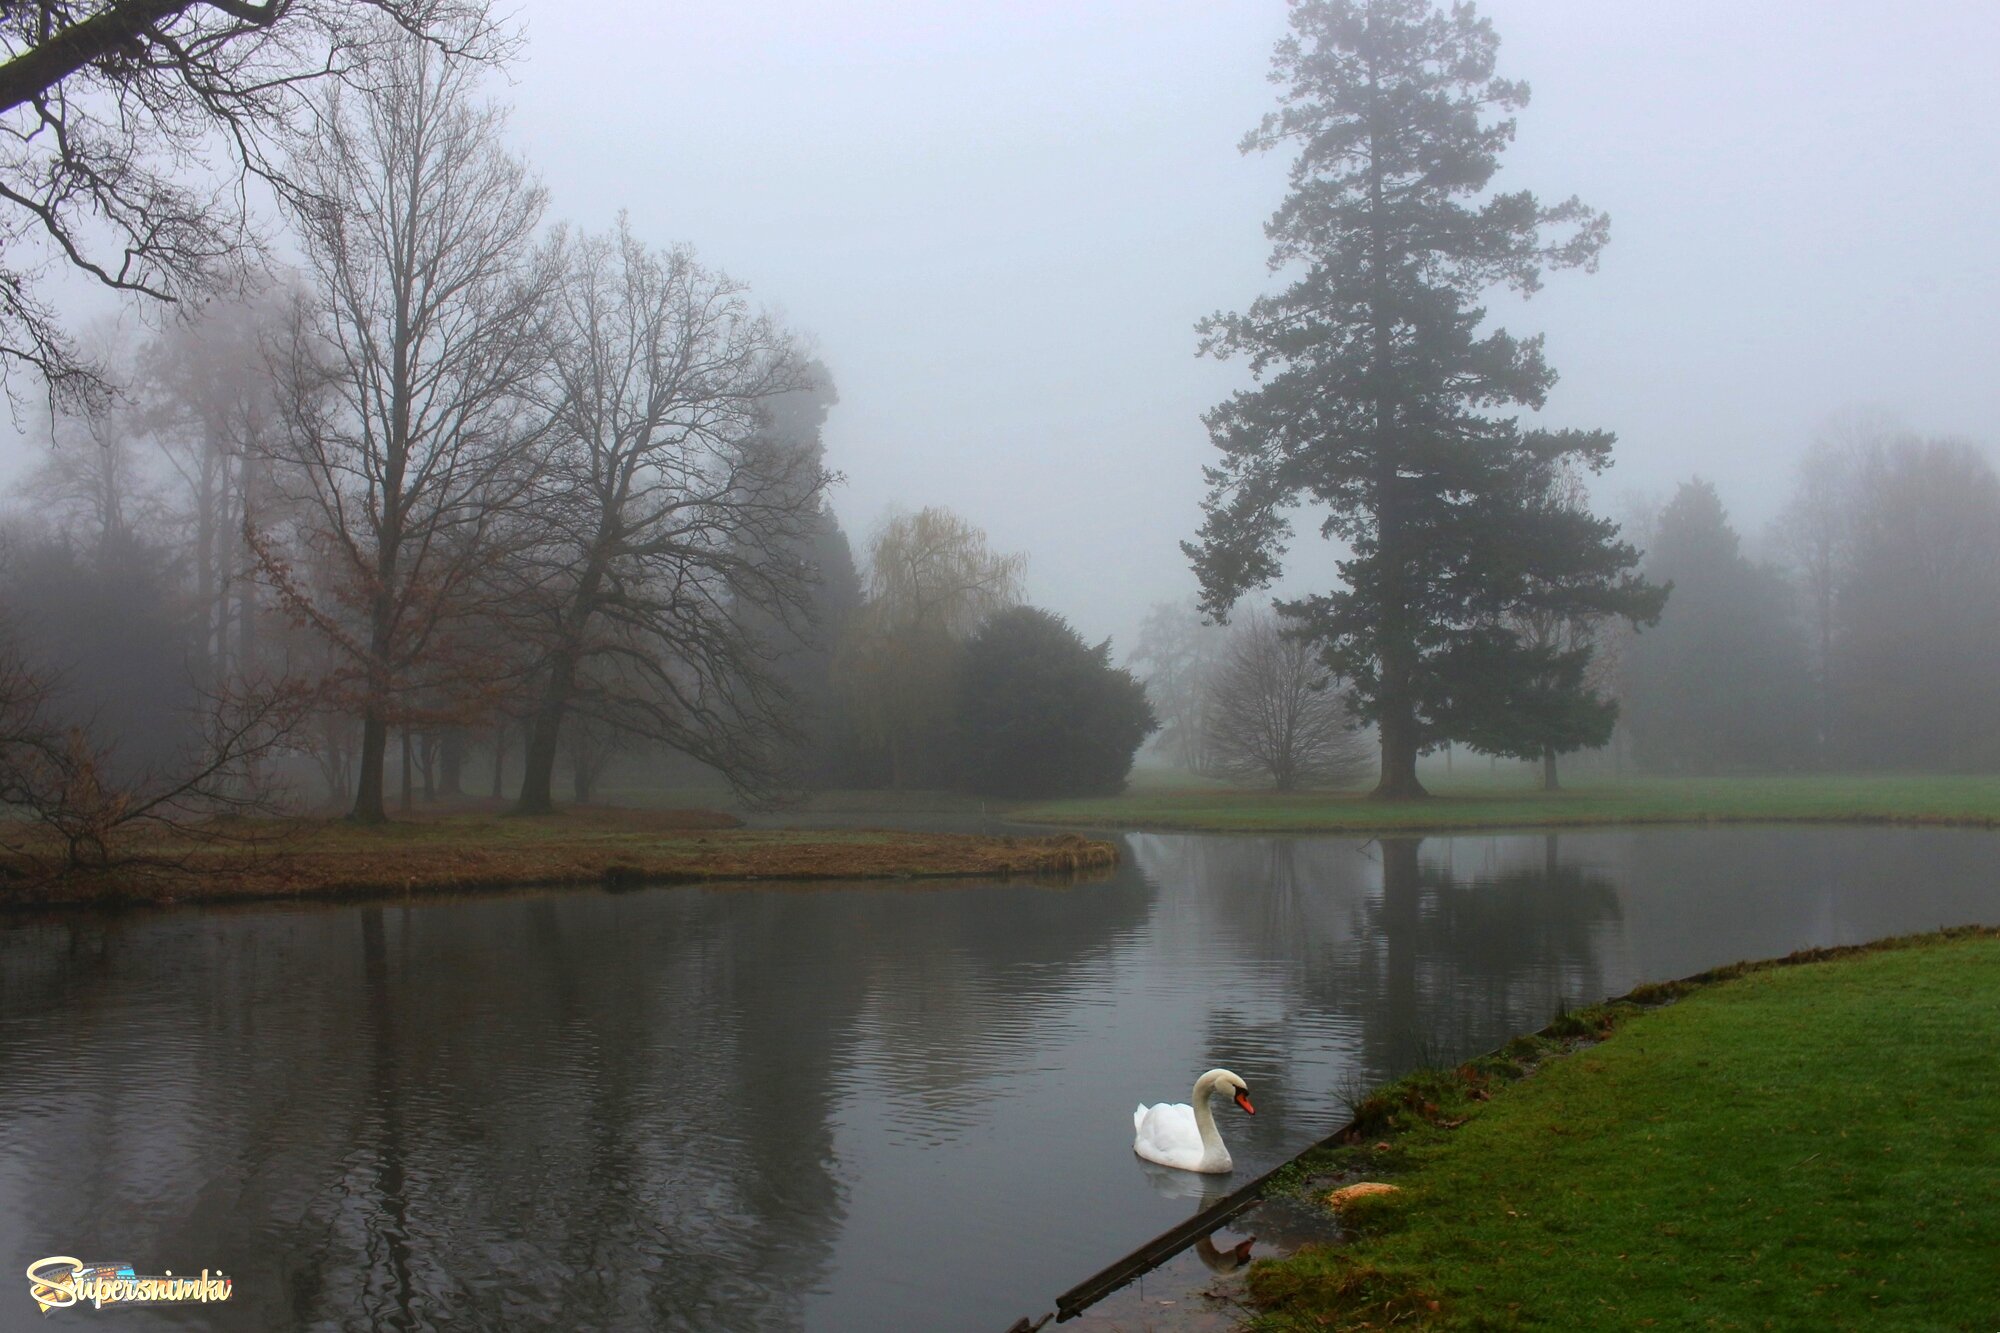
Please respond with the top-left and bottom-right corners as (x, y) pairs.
(1199, 1068), (1255, 1116)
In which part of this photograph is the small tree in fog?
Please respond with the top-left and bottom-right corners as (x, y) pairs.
(1129, 600), (1227, 773)
(1202, 611), (1371, 791)
(1438, 460), (1655, 790)
(253, 33), (550, 824)
(507, 218), (817, 814)
(1427, 629), (1618, 791)
(1772, 408), (1895, 756)
(837, 507), (1024, 789)
(1622, 479), (1811, 772)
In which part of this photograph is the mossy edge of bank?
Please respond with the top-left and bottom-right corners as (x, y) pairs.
(1242, 925), (2000, 1331)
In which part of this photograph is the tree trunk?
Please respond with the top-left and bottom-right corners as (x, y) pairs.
(1370, 684), (1428, 800)
(350, 546), (398, 824)
(236, 455), (259, 675)
(1362, 91), (1424, 806)
(418, 734), (436, 804)
(399, 728), (414, 814)
(490, 724), (507, 799)
(1541, 747), (1559, 792)
(350, 707), (390, 824)
(515, 655), (576, 815)
(516, 712), (563, 814)
(438, 728), (464, 798)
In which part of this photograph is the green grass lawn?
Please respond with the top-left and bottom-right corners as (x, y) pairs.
(1012, 774), (2000, 834)
(1247, 932), (2000, 1330)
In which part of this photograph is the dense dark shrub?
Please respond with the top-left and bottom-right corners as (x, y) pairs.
(955, 606), (1156, 798)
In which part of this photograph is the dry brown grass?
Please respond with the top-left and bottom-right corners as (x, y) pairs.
(0, 806), (1120, 907)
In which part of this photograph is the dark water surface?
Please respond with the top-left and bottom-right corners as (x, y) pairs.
(3, 826), (1998, 1331)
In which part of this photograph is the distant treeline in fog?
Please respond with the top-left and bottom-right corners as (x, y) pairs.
(1133, 413), (2000, 782)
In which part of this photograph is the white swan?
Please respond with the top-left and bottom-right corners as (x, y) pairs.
(1133, 1068), (1255, 1173)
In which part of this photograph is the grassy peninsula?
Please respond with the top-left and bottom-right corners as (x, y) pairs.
(0, 806), (1118, 908)
(1246, 930), (2000, 1330)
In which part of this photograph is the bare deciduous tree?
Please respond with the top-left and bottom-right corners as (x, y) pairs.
(251, 32), (548, 823)
(17, 320), (161, 552)
(0, 0), (498, 405)
(1772, 408), (1897, 756)
(142, 292), (289, 692)
(507, 218), (819, 814)
(1203, 609), (1371, 791)
(1128, 599), (1227, 774)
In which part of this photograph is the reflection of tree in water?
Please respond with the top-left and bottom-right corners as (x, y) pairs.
(1340, 836), (1622, 1080)
(1127, 832), (1622, 1092)
(0, 875), (1150, 1332)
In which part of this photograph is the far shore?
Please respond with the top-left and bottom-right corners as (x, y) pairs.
(0, 806), (1119, 909)
(1007, 773), (2000, 836)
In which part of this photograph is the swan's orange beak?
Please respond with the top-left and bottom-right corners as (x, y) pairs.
(1234, 1089), (1255, 1115)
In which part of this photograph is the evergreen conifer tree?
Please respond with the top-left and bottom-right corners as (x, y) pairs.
(1187, 0), (1662, 797)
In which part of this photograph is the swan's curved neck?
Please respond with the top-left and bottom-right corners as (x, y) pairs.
(1191, 1074), (1224, 1158)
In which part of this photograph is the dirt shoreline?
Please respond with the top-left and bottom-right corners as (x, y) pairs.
(0, 813), (1121, 910)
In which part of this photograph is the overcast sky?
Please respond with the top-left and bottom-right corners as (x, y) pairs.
(23, 0), (2000, 654)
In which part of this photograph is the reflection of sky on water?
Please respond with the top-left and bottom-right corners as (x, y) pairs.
(1, 827), (1997, 1330)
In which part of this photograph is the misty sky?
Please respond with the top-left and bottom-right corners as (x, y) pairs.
(17, 1), (2000, 655)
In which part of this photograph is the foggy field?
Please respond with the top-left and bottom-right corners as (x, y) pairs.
(1013, 774), (2000, 834)
(0, 809), (1116, 907)
(1246, 931), (2000, 1330)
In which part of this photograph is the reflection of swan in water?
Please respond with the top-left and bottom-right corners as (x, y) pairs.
(1133, 1156), (1236, 1203)
(1133, 1069), (1254, 1173)
(1194, 1233), (1257, 1274)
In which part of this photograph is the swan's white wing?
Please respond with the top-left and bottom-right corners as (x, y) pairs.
(1133, 1101), (1201, 1168)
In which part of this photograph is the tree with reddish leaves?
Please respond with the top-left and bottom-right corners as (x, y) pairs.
(251, 31), (549, 823)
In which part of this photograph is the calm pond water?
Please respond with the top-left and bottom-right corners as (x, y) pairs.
(3, 826), (1998, 1331)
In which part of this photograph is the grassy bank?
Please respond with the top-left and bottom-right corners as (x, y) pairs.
(1247, 930), (2000, 1330)
(0, 807), (1118, 907)
(1013, 774), (2000, 834)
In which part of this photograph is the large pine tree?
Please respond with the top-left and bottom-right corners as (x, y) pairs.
(1187, 0), (1661, 798)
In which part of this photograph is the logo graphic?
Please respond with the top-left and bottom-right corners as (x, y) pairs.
(24, 1257), (233, 1314)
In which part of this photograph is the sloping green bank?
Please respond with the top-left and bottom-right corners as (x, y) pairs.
(1248, 931), (2000, 1331)
(1014, 775), (2000, 834)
